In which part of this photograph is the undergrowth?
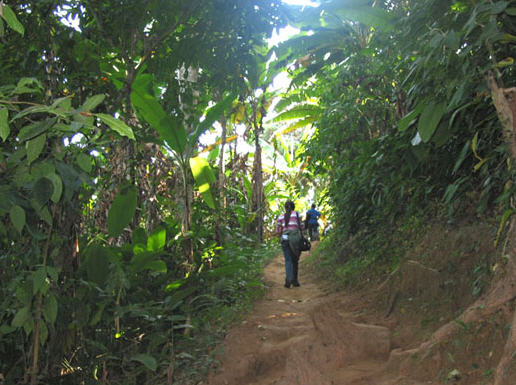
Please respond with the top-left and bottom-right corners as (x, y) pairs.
(171, 241), (279, 385)
(309, 212), (430, 288)
(0, 237), (279, 385)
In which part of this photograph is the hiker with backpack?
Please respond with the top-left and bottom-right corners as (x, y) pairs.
(305, 204), (322, 241)
(275, 200), (305, 288)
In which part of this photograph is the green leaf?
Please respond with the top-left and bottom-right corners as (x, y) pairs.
(84, 245), (110, 286)
(0, 108), (9, 141)
(495, 209), (514, 246)
(275, 117), (316, 137)
(398, 102), (424, 131)
(449, 102), (473, 129)
(490, 1), (508, 14)
(13, 104), (64, 120)
(132, 227), (147, 245)
(192, 93), (236, 145)
(417, 102), (447, 143)
(31, 161), (55, 179)
(107, 186), (138, 237)
(33, 177), (54, 207)
(14, 78), (42, 95)
(496, 57), (514, 68)
(46, 266), (58, 281)
(37, 206), (53, 226)
(11, 307), (31, 328)
(81, 94), (105, 112)
(453, 140), (471, 175)
(334, 6), (393, 30)
(23, 317), (34, 336)
(145, 260), (167, 273)
(95, 114), (135, 140)
(444, 30), (460, 50)
(131, 74), (186, 153)
(131, 353), (157, 371)
(271, 104), (321, 123)
(47, 173), (63, 203)
(0, 4), (24, 36)
(40, 322), (48, 346)
(15, 281), (33, 306)
(499, 33), (516, 44)
(189, 157), (216, 209)
(26, 134), (47, 165)
(51, 96), (72, 111)
(243, 175), (253, 201)
(76, 153), (92, 173)
(43, 294), (58, 324)
(448, 84), (468, 111)
(32, 267), (47, 295)
(0, 324), (17, 335)
(17, 118), (55, 142)
(159, 115), (187, 154)
(9, 205), (25, 233)
(131, 253), (168, 273)
(147, 227), (166, 251)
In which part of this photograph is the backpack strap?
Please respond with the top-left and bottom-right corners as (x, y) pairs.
(296, 212), (302, 230)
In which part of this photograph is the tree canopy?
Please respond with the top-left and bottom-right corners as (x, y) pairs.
(0, 0), (515, 384)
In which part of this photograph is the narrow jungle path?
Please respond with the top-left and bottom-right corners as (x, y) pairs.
(206, 244), (430, 385)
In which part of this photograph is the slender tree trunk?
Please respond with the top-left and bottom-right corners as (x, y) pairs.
(177, 65), (200, 266)
(180, 163), (194, 265)
(488, 72), (516, 161)
(251, 102), (264, 243)
(252, 133), (264, 243)
(218, 116), (228, 210)
(213, 114), (229, 245)
(487, 71), (516, 385)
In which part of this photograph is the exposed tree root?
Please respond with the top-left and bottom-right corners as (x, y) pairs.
(385, 224), (516, 384)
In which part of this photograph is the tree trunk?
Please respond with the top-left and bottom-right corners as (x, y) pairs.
(218, 116), (228, 210)
(251, 102), (264, 243)
(487, 71), (516, 385)
(181, 163), (194, 265)
(487, 72), (516, 161)
(253, 132), (264, 243)
(177, 65), (200, 266)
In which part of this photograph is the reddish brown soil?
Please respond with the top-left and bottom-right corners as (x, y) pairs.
(206, 244), (429, 385)
(206, 221), (516, 385)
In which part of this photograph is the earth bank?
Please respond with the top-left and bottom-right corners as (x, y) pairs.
(206, 221), (516, 385)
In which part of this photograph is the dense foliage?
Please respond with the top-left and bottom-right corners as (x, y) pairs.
(276, 0), (516, 282)
(0, 1), (293, 384)
(1, 0), (516, 384)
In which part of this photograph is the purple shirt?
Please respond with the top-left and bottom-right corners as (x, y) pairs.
(276, 211), (304, 234)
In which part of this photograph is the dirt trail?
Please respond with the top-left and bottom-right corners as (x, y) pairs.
(207, 244), (429, 385)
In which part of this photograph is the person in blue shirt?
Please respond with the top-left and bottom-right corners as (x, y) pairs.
(305, 204), (322, 241)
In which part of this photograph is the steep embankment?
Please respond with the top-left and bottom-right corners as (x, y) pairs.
(206, 222), (516, 385)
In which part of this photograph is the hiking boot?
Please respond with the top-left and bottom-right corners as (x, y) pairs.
(284, 280), (291, 288)
(292, 281), (300, 287)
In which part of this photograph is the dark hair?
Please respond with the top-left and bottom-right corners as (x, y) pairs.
(311, 203), (316, 209)
(284, 200), (295, 227)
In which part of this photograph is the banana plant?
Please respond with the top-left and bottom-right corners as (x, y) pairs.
(266, 0), (393, 144)
(130, 73), (234, 261)
(275, 0), (393, 87)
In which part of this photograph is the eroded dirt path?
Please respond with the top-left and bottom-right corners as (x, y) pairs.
(206, 245), (429, 385)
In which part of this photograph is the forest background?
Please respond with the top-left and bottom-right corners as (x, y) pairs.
(0, 0), (515, 384)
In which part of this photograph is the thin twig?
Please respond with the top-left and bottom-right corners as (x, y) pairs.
(0, 100), (40, 106)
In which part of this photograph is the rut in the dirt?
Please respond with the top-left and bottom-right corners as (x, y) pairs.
(206, 246), (428, 385)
